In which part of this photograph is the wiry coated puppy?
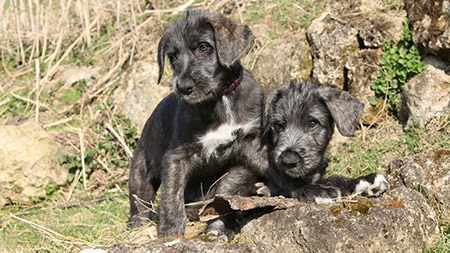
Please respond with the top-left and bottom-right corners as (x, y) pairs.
(261, 80), (390, 202)
(128, 10), (264, 237)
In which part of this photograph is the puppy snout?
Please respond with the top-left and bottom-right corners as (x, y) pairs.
(280, 150), (301, 168)
(177, 81), (193, 96)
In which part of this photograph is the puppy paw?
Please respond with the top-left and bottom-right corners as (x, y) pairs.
(354, 173), (390, 197)
(254, 182), (271, 197)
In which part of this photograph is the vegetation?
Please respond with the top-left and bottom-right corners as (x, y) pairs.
(370, 19), (427, 112)
(0, 0), (448, 251)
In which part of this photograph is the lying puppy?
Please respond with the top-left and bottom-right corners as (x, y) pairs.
(261, 80), (390, 202)
(128, 10), (264, 237)
(204, 80), (390, 237)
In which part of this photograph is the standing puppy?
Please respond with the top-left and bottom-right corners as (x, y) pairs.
(128, 11), (264, 237)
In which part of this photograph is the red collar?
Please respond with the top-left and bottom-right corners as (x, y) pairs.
(220, 68), (243, 96)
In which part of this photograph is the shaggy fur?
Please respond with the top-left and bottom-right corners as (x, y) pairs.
(128, 10), (265, 237)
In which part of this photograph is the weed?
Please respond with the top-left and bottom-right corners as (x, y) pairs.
(370, 19), (426, 112)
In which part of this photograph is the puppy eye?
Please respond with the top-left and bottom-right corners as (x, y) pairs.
(198, 43), (211, 53)
(272, 122), (286, 133)
(309, 120), (319, 129)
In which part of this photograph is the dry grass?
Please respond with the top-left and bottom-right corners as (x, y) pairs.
(0, 0), (448, 251)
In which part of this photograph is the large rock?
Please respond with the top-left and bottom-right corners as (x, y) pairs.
(398, 65), (450, 126)
(359, 11), (406, 48)
(306, 12), (360, 89)
(346, 49), (387, 124)
(0, 121), (68, 206)
(252, 33), (312, 90)
(114, 60), (171, 132)
(387, 153), (450, 224)
(237, 187), (439, 252)
(406, 0), (450, 60)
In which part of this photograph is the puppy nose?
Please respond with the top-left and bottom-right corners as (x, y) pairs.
(177, 82), (193, 96)
(280, 150), (301, 167)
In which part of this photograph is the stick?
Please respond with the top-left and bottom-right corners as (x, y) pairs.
(79, 130), (87, 190)
(10, 213), (96, 247)
(35, 59), (40, 122)
(105, 122), (133, 158)
(10, 91), (49, 110)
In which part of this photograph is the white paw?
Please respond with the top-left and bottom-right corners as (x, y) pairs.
(355, 174), (390, 197)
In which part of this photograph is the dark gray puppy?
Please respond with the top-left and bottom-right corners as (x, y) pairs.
(204, 80), (390, 238)
(261, 80), (390, 202)
(128, 10), (264, 237)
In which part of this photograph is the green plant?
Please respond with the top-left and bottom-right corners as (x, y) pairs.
(370, 19), (426, 111)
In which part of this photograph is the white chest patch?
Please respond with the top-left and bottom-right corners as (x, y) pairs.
(198, 119), (259, 160)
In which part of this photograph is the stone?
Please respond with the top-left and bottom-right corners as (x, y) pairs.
(94, 238), (269, 252)
(398, 65), (450, 126)
(0, 121), (68, 206)
(405, 0), (450, 60)
(306, 12), (360, 89)
(346, 49), (387, 124)
(251, 33), (312, 90)
(359, 11), (406, 48)
(387, 153), (450, 224)
(237, 187), (439, 252)
(114, 60), (171, 132)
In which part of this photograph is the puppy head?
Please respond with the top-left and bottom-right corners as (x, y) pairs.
(157, 10), (252, 104)
(264, 80), (363, 178)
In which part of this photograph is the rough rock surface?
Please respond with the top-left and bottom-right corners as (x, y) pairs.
(0, 121), (68, 206)
(106, 187), (439, 252)
(406, 0), (450, 60)
(387, 153), (450, 224)
(237, 187), (439, 252)
(306, 12), (359, 89)
(359, 12), (406, 48)
(114, 60), (171, 132)
(346, 49), (387, 124)
(398, 65), (450, 126)
(252, 33), (312, 90)
(98, 238), (269, 252)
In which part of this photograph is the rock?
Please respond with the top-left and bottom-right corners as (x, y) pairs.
(346, 49), (387, 124)
(251, 33), (312, 90)
(237, 187), (439, 252)
(359, 11), (406, 48)
(97, 238), (269, 252)
(398, 65), (450, 126)
(306, 12), (360, 89)
(114, 60), (171, 132)
(0, 121), (68, 206)
(387, 153), (450, 224)
(406, 0), (450, 60)
(424, 55), (450, 75)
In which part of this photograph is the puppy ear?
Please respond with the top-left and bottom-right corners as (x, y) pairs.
(318, 87), (364, 137)
(206, 13), (252, 67)
(157, 34), (168, 84)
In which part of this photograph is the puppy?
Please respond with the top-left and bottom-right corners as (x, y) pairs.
(261, 80), (390, 202)
(204, 80), (390, 238)
(128, 10), (264, 237)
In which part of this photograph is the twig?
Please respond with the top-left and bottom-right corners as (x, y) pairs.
(10, 213), (97, 247)
(105, 122), (133, 158)
(79, 129), (87, 190)
(55, 193), (128, 209)
(139, 0), (195, 15)
(66, 169), (80, 202)
(35, 59), (40, 122)
(203, 172), (229, 201)
(43, 116), (73, 129)
(10, 91), (49, 110)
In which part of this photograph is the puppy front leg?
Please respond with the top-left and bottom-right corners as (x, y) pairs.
(319, 173), (390, 197)
(157, 157), (188, 238)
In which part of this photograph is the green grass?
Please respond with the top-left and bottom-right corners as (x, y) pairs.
(0, 194), (131, 251)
